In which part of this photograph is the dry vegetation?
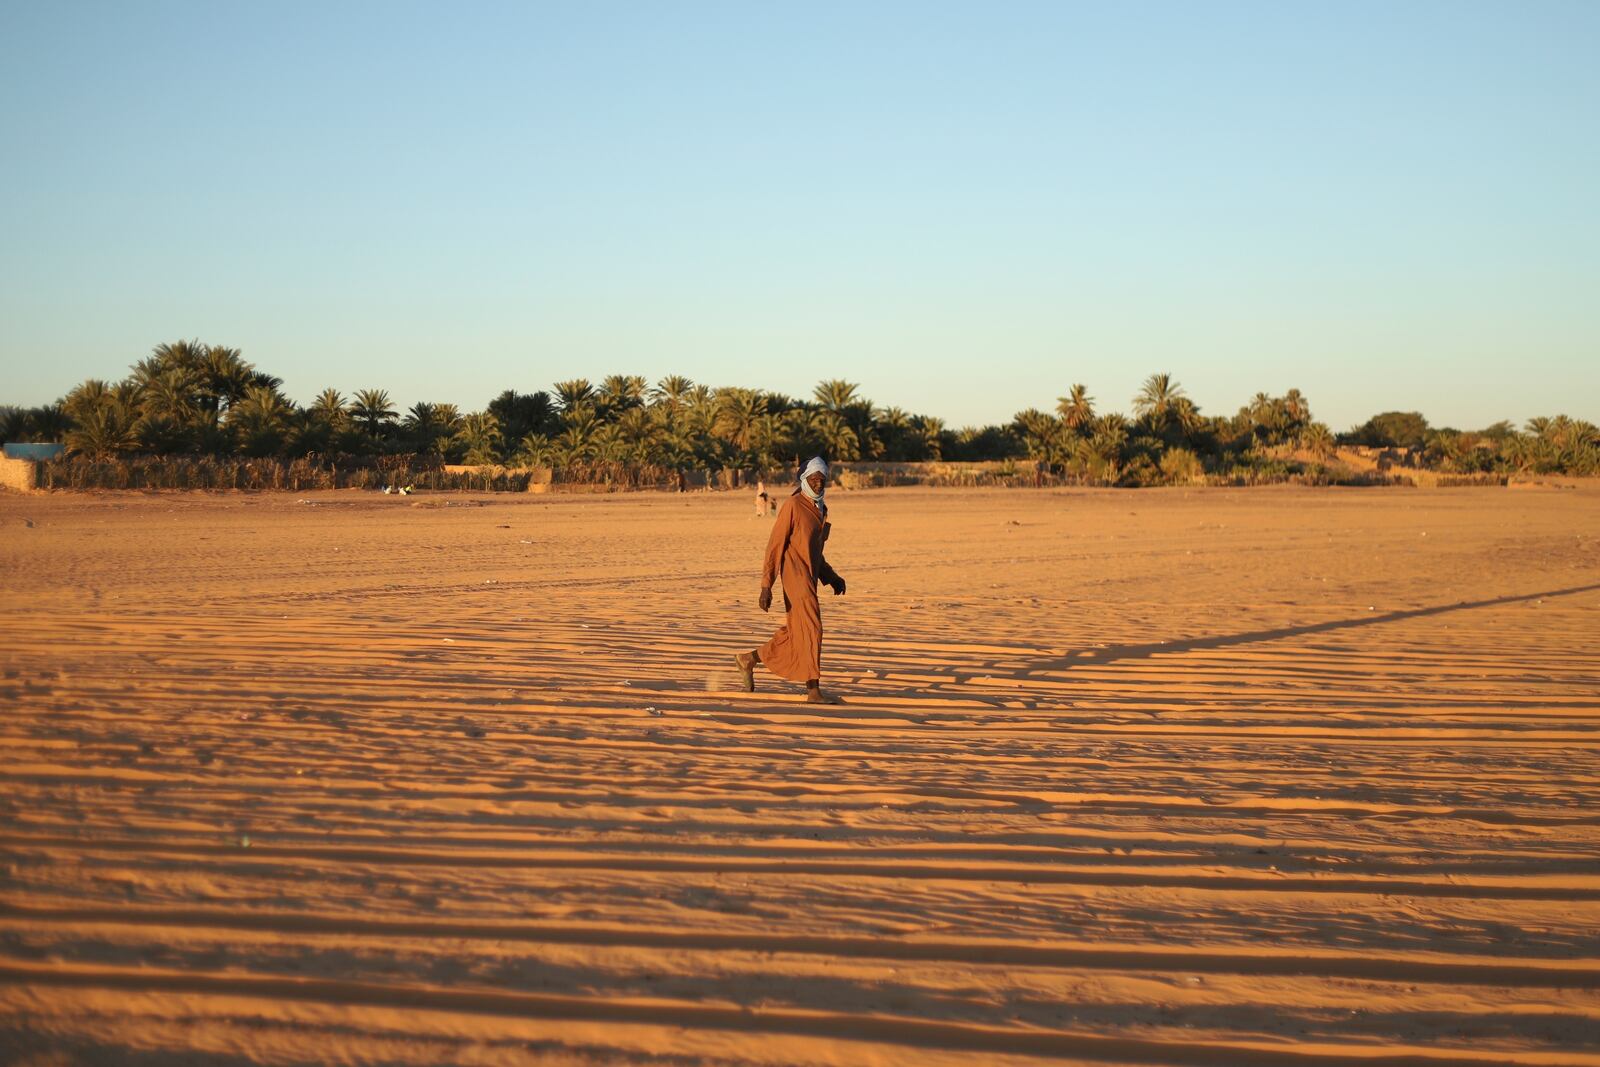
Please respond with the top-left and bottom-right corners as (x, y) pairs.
(5, 342), (1597, 492)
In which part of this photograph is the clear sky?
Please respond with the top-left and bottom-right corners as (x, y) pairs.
(2, 0), (1596, 431)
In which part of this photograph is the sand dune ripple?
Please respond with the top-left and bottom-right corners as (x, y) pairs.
(3, 486), (1598, 1065)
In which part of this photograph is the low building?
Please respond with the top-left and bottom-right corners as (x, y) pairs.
(3, 442), (65, 461)
(0, 442), (64, 491)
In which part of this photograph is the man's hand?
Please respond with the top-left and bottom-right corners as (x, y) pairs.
(829, 575), (847, 596)
(758, 587), (773, 612)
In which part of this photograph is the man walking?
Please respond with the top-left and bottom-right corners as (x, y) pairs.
(734, 457), (846, 703)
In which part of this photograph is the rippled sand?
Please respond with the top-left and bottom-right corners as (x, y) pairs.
(3, 485), (1598, 1066)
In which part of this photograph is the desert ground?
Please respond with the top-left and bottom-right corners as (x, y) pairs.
(1, 484), (1598, 1067)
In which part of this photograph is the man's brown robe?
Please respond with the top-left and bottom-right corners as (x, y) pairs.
(758, 491), (838, 682)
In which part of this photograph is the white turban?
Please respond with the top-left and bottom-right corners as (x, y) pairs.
(799, 456), (829, 516)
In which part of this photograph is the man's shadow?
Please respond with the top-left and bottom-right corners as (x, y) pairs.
(1027, 582), (1600, 675)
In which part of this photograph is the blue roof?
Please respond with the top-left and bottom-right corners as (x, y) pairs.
(3, 442), (65, 460)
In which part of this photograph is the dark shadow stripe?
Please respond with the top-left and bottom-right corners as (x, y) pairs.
(0, 962), (1576, 1067)
(4, 903), (1595, 990)
(1034, 583), (1600, 672)
(2, 834), (1595, 900)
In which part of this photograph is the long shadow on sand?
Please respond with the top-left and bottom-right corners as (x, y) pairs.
(1030, 581), (1600, 674)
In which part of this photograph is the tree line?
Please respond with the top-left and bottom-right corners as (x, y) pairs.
(3, 340), (1596, 483)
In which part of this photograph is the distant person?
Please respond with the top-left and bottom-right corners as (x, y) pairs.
(734, 457), (846, 704)
(754, 479), (770, 517)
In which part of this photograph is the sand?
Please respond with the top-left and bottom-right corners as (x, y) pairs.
(1, 484), (1598, 1067)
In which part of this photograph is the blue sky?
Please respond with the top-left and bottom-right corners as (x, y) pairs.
(2, 0), (1595, 430)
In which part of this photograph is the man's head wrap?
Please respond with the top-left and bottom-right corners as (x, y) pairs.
(799, 456), (829, 516)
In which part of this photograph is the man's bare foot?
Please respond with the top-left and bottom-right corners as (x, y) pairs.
(804, 687), (841, 705)
(734, 652), (756, 693)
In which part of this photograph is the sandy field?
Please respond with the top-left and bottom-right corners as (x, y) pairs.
(1, 484), (1598, 1067)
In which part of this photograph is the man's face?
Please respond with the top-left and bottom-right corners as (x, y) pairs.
(806, 471), (826, 494)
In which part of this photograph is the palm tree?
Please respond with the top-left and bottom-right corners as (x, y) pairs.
(226, 385), (295, 455)
(558, 406), (600, 459)
(778, 408), (823, 462)
(649, 375), (695, 409)
(838, 397), (881, 459)
(64, 380), (115, 423)
(66, 396), (137, 459)
(1546, 415), (1575, 447)
(1283, 388), (1310, 425)
(1478, 420), (1516, 441)
(1133, 373), (1186, 426)
(685, 384), (714, 411)
(131, 355), (173, 392)
(714, 388), (765, 455)
(423, 404), (464, 458)
(310, 389), (348, 430)
(0, 406), (24, 442)
(350, 389), (397, 440)
(111, 380), (143, 411)
(1012, 409), (1062, 464)
(25, 403), (70, 443)
(813, 409), (859, 461)
(453, 412), (503, 465)
(487, 390), (554, 441)
(404, 402), (445, 452)
(1265, 398), (1297, 443)
(1248, 392), (1275, 423)
(615, 406), (662, 460)
(1093, 412), (1130, 436)
(590, 423), (628, 463)
(1170, 396), (1204, 437)
(874, 406), (913, 460)
(229, 385), (292, 425)
(598, 374), (647, 413)
(914, 415), (945, 460)
(134, 340), (208, 425)
(676, 386), (717, 457)
(513, 432), (557, 467)
(149, 339), (209, 372)
(134, 412), (192, 454)
(554, 379), (595, 413)
(743, 412), (783, 469)
(1081, 417), (1128, 483)
(139, 368), (200, 426)
(1057, 384), (1095, 433)
(288, 405), (332, 457)
(1300, 422), (1335, 459)
(198, 345), (255, 422)
(813, 380), (860, 413)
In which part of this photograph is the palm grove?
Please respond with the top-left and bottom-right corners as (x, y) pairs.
(3, 340), (1596, 485)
